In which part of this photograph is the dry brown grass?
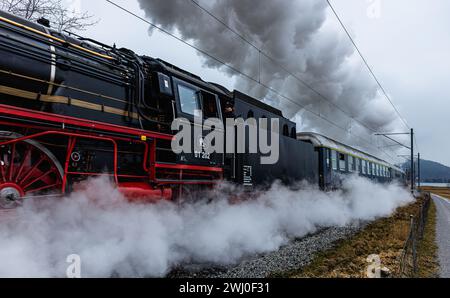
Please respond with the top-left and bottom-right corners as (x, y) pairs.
(420, 187), (450, 199)
(281, 195), (438, 278)
(416, 201), (438, 277)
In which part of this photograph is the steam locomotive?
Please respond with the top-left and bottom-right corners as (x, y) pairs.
(0, 11), (405, 208)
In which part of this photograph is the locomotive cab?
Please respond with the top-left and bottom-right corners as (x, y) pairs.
(143, 59), (226, 169)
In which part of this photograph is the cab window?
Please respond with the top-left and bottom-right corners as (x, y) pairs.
(178, 84), (200, 116)
(201, 91), (220, 119)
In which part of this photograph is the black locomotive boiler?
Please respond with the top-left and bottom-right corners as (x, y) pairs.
(0, 11), (405, 208)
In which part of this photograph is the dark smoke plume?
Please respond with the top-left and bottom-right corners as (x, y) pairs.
(137, 0), (404, 158)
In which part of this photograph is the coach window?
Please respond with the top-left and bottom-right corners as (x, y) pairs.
(339, 153), (346, 172)
(349, 156), (354, 172)
(332, 150), (338, 170)
(326, 149), (331, 169)
(178, 84), (200, 116)
(247, 110), (254, 119)
(356, 158), (361, 173)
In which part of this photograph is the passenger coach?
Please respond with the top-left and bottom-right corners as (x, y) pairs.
(297, 132), (407, 190)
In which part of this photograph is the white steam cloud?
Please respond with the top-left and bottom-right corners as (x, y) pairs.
(0, 176), (412, 277)
(136, 0), (407, 160)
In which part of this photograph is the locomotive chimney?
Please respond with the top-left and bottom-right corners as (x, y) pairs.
(37, 17), (51, 28)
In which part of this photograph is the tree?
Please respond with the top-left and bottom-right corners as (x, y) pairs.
(0, 0), (97, 32)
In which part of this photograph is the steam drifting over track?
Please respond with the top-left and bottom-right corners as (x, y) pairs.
(0, 176), (412, 277)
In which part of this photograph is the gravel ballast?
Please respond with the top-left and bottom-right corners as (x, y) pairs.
(169, 224), (364, 278)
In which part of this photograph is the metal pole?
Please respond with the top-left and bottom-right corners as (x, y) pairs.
(411, 128), (414, 192)
(418, 153), (421, 189)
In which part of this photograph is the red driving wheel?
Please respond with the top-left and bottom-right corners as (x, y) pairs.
(0, 132), (63, 209)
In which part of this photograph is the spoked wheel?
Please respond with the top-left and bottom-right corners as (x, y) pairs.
(0, 132), (64, 209)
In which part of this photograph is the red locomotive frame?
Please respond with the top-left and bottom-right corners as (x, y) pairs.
(0, 104), (223, 203)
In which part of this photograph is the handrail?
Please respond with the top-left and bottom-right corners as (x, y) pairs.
(0, 15), (114, 60)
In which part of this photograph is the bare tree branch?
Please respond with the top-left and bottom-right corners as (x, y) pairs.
(0, 0), (98, 32)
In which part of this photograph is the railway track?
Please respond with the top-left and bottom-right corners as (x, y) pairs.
(168, 225), (364, 278)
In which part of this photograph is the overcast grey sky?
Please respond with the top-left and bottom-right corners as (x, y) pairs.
(79, 0), (450, 166)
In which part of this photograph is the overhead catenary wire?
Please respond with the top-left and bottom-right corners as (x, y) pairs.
(414, 133), (420, 154)
(189, 0), (405, 164)
(105, 0), (378, 149)
(189, 0), (410, 164)
(189, 0), (379, 135)
(326, 0), (410, 131)
(188, 0), (405, 164)
(326, 0), (420, 163)
(105, 0), (411, 163)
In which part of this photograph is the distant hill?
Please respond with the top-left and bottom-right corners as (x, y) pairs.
(403, 159), (450, 183)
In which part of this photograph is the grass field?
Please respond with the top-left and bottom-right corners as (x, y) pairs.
(420, 187), (450, 199)
(279, 195), (438, 278)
